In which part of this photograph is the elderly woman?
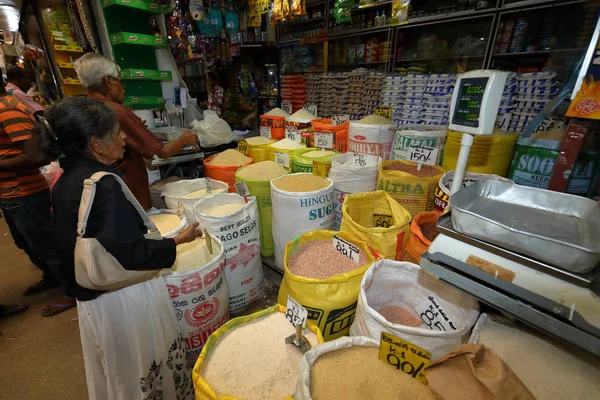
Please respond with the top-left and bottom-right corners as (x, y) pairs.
(73, 52), (199, 209)
(40, 97), (197, 399)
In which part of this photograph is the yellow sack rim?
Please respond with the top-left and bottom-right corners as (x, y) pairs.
(378, 160), (445, 180)
(292, 147), (339, 166)
(342, 191), (413, 233)
(192, 304), (324, 400)
(282, 229), (380, 285)
(234, 164), (288, 184)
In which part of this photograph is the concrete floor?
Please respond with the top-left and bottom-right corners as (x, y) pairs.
(0, 217), (87, 400)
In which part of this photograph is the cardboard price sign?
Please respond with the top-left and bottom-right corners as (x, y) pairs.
(379, 332), (431, 384)
(408, 143), (439, 166)
(415, 295), (458, 332)
(333, 235), (361, 264)
(353, 152), (367, 167)
(235, 181), (250, 198)
(275, 150), (290, 168)
(314, 131), (334, 149)
(374, 106), (393, 120)
(285, 126), (301, 143)
(373, 213), (394, 228)
(204, 177), (213, 193)
(260, 125), (272, 139)
(286, 296), (307, 328)
(312, 160), (329, 178)
(281, 101), (293, 114)
(332, 114), (350, 126)
(237, 139), (248, 155)
(303, 104), (318, 117)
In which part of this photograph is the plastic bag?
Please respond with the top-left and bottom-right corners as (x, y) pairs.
(192, 304), (324, 400)
(340, 190), (411, 260)
(349, 259), (480, 359)
(192, 110), (234, 148)
(277, 230), (380, 341)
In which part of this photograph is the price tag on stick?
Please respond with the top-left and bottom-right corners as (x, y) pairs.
(204, 177), (212, 193)
(275, 150), (290, 168)
(281, 101), (292, 114)
(235, 181), (250, 202)
(260, 125), (272, 139)
(332, 114), (350, 126)
(379, 332), (431, 384)
(408, 142), (438, 166)
(237, 139), (248, 155)
(303, 104), (318, 116)
(333, 235), (361, 263)
(353, 152), (367, 167)
(285, 126), (301, 143)
(374, 106), (393, 120)
(286, 296), (307, 328)
(314, 131), (334, 149)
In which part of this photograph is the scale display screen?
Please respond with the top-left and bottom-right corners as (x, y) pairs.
(451, 77), (489, 128)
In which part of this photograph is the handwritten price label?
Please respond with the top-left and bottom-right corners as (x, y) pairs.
(408, 143), (438, 166)
(235, 181), (249, 198)
(303, 104), (318, 117)
(415, 295), (458, 332)
(379, 332), (431, 384)
(237, 140), (248, 155)
(375, 106), (393, 120)
(260, 126), (272, 139)
(204, 177), (212, 193)
(314, 131), (334, 149)
(275, 150), (290, 168)
(285, 126), (301, 143)
(281, 101), (293, 114)
(312, 160), (329, 178)
(332, 114), (350, 126)
(286, 296), (307, 328)
(353, 152), (367, 167)
(333, 235), (361, 264)
(373, 213), (394, 228)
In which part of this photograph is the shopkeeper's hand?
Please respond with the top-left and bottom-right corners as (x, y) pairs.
(179, 131), (199, 148)
(174, 222), (202, 245)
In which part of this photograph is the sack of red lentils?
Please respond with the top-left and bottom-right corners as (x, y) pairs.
(192, 304), (324, 400)
(277, 230), (380, 341)
(377, 160), (445, 217)
(350, 259), (480, 359)
(402, 211), (440, 264)
(340, 190), (411, 261)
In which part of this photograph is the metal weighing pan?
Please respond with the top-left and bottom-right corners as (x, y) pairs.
(450, 180), (600, 273)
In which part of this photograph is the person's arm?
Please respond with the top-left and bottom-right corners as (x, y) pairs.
(157, 131), (199, 159)
(90, 176), (199, 270)
(0, 109), (48, 172)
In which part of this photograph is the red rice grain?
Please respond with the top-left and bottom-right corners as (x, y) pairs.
(287, 240), (366, 279)
(378, 306), (423, 327)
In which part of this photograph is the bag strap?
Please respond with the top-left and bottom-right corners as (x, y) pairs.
(77, 171), (158, 237)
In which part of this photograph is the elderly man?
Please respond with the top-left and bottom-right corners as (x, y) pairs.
(73, 53), (199, 209)
(5, 66), (44, 115)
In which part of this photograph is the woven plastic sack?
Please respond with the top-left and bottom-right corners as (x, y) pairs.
(291, 148), (339, 173)
(277, 230), (380, 341)
(162, 178), (229, 223)
(328, 152), (381, 230)
(402, 211), (438, 264)
(349, 259), (480, 359)
(192, 304), (324, 400)
(235, 165), (288, 257)
(260, 114), (286, 140)
(442, 130), (518, 177)
(271, 174), (335, 270)
(150, 176), (184, 209)
(204, 154), (253, 193)
(390, 127), (448, 166)
(309, 119), (350, 153)
(194, 194), (264, 314)
(340, 190), (411, 261)
(348, 121), (394, 160)
(377, 160), (445, 217)
(163, 235), (228, 366)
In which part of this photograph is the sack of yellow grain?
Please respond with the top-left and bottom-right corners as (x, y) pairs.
(377, 160), (445, 217)
(239, 136), (274, 163)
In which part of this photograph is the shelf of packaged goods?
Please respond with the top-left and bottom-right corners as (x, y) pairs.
(406, 7), (496, 26)
(329, 60), (388, 67)
(124, 95), (165, 109)
(110, 32), (168, 47)
(102, 0), (162, 13)
(278, 36), (327, 45)
(500, 0), (587, 11)
(280, 16), (325, 27)
(120, 68), (172, 81)
(54, 44), (83, 53)
(63, 78), (82, 85)
(58, 62), (74, 69)
(328, 25), (391, 39)
(395, 54), (484, 63)
(492, 48), (587, 58)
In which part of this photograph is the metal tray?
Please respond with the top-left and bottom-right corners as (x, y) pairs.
(450, 180), (600, 273)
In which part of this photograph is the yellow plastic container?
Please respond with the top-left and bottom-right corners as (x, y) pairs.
(442, 130), (519, 177)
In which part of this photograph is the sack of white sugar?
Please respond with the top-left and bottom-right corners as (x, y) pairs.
(162, 234), (228, 366)
(162, 178), (229, 222)
(192, 305), (324, 400)
(194, 193), (264, 314)
(271, 173), (334, 270)
(350, 259), (480, 359)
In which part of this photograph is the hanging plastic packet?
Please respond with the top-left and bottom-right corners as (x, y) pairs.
(261, 0), (270, 14)
(334, 0), (352, 24)
(391, 0), (410, 26)
(248, 0), (261, 27)
(292, 0), (304, 16)
(283, 0), (292, 20)
(273, 0), (284, 21)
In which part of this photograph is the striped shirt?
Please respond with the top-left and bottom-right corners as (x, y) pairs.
(0, 96), (47, 198)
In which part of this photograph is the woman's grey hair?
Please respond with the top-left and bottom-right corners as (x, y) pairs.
(73, 52), (121, 91)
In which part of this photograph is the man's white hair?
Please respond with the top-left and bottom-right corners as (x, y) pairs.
(73, 52), (120, 91)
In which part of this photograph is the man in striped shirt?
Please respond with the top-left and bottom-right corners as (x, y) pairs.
(0, 80), (75, 316)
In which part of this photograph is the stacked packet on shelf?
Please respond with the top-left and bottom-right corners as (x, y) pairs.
(331, 72), (351, 116)
(495, 72), (519, 132)
(305, 74), (321, 111)
(421, 74), (456, 127)
(319, 74), (333, 118)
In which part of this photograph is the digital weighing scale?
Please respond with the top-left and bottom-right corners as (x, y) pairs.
(420, 70), (600, 357)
